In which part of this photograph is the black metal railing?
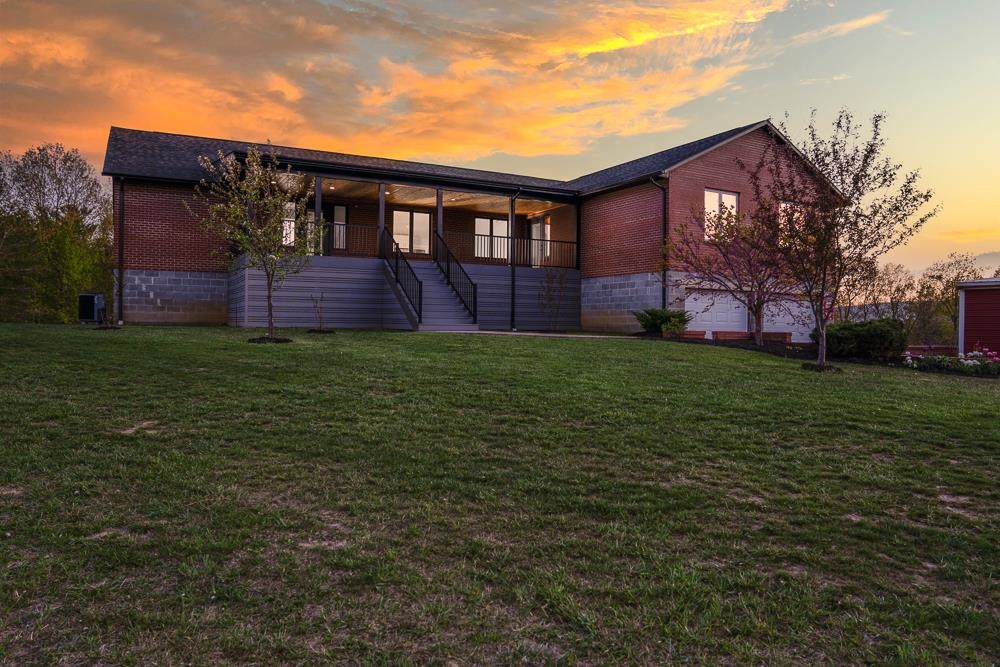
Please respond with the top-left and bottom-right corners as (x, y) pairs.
(305, 222), (378, 257)
(380, 227), (422, 322)
(512, 236), (577, 268)
(441, 231), (577, 268)
(433, 232), (477, 322)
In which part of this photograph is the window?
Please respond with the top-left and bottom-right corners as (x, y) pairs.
(282, 202), (296, 245)
(392, 210), (431, 254)
(778, 201), (802, 232)
(474, 217), (509, 260)
(530, 215), (551, 264)
(703, 189), (738, 239)
(330, 204), (347, 251)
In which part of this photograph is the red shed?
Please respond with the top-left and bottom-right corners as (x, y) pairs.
(958, 278), (1000, 355)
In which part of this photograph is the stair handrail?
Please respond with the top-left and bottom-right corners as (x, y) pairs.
(380, 227), (423, 323)
(433, 231), (478, 323)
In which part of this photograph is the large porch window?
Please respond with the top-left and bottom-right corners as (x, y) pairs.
(393, 210), (431, 254)
(474, 217), (508, 260)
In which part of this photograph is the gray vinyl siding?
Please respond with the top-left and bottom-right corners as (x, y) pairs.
(227, 267), (246, 327)
(232, 256), (412, 329)
(465, 264), (580, 331)
(230, 256), (580, 331)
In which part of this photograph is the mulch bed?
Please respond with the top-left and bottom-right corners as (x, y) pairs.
(248, 336), (293, 344)
(307, 329), (336, 334)
(636, 331), (817, 360)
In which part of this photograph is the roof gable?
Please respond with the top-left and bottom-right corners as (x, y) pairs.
(562, 120), (768, 194)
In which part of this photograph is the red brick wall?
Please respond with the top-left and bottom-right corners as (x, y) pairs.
(665, 127), (776, 270)
(578, 127), (813, 280)
(964, 288), (1000, 352)
(580, 181), (662, 278)
(114, 179), (228, 272)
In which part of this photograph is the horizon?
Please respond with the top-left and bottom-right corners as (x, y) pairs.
(2, 0), (997, 273)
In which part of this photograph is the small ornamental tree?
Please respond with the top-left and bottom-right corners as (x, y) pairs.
(194, 145), (313, 340)
(668, 204), (793, 347)
(745, 109), (938, 369)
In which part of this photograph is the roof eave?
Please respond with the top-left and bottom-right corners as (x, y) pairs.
(231, 151), (579, 201)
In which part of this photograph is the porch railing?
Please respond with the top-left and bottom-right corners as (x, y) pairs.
(441, 231), (577, 268)
(380, 227), (422, 322)
(306, 222), (378, 257)
(433, 231), (477, 323)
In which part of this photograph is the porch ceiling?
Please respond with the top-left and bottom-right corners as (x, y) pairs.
(313, 178), (567, 216)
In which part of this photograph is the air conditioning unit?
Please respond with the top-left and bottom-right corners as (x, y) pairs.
(79, 293), (106, 324)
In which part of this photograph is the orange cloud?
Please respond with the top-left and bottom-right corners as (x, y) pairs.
(3, 0), (881, 169)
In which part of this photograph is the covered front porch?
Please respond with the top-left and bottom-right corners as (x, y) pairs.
(294, 177), (579, 270)
(231, 171), (581, 332)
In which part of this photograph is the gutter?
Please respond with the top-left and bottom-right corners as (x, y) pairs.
(649, 175), (668, 309)
(509, 188), (521, 331)
(117, 177), (126, 325)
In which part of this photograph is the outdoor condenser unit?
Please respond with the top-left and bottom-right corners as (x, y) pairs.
(78, 292), (105, 324)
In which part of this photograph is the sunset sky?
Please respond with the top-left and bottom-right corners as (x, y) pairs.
(1, 0), (997, 272)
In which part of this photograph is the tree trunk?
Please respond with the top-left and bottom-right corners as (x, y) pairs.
(753, 309), (764, 347)
(816, 321), (827, 368)
(266, 272), (275, 339)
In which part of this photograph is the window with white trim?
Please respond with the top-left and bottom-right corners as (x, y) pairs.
(530, 215), (551, 263)
(392, 210), (431, 254)
(282, 202), (296, 245)
(703, 189), (738, 239)
(474, 217), (509, 260)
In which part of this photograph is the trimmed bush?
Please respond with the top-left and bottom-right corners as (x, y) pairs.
(633, 308), (692, 335)
(813, 318), (907, 360)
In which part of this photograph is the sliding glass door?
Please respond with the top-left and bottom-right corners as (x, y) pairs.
(392, 210), (431, 254)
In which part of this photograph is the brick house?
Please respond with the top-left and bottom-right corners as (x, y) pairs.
(102, 119), (818, 339)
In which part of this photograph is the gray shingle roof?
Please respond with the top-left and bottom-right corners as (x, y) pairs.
(102, 128), (565, 191)
(562, 121), (766, 193)
(102, 120), (771, 196)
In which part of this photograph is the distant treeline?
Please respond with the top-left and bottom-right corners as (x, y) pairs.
(0, 144), (113, 322)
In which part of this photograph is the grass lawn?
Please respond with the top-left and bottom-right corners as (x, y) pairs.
(1, 324), (998, 664)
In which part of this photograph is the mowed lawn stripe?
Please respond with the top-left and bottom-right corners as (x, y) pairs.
(1, 324), (997, 664)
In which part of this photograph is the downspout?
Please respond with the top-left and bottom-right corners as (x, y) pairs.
(649, 176), (667, 309)
(117, 177), (126, 325)
(509, 188), (521, 331)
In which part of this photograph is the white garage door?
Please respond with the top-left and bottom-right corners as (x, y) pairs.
(685, 291), (748, 339)
(763, 299), (814, 343)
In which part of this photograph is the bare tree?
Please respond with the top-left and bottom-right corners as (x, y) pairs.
(918, 252), (984, 342)
(871, 262), (915, 320)
(0, 144), (109, 227)
(835, 257), (878, 322)
(746, 109), (938, 368)
(538, 266), (570, 331)
(193, 145), (313, 340)
(668, 204), (793, 346)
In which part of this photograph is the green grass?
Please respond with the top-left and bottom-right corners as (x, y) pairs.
(1, 325), (998, 665)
